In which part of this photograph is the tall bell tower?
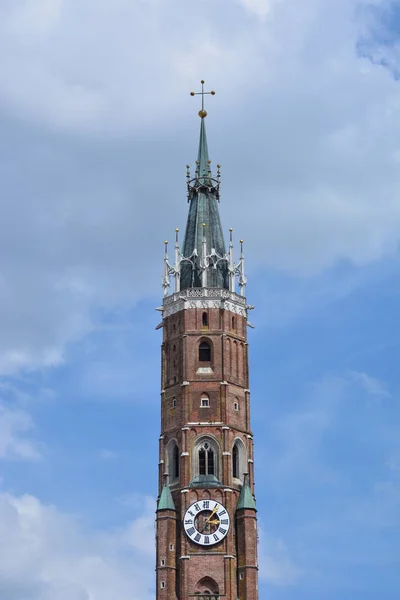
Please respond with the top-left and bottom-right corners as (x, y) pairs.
(156, 82), (258, 600)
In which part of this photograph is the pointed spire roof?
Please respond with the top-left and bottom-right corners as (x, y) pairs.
(197, 117), (211, 180)
(157, 480), (176, 512)
(180, 114), (228, 290)
(237, 476), (257, 511)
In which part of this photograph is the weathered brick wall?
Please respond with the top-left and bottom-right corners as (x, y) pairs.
(156, 301), (258, 600)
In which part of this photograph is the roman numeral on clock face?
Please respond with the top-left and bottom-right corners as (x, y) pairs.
(183, 501), (230, 547)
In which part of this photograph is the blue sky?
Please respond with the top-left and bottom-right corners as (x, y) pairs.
(0, 0), (400, 599)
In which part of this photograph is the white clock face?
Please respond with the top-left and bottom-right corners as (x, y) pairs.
(183, 500), (230, 546)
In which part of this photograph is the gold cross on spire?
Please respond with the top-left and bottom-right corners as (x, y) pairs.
(190, 80), (215, 118)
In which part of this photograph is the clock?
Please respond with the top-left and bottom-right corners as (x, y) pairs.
(183, 500), (230, 546)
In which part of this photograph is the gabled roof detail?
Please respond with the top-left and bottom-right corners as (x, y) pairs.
(157, 481), (176, 512)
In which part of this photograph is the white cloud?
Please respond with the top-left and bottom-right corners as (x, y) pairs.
(260, 371), (394, 486)
(0, 404), (39, 461)
(238, 0), (278, 20)
(98, 449), (118, 460)
(349, 370), (391, 400)
(0, 491), (155, 600)
(0, 402), (41, 461)
(0, 0), (253, 131)
(258, 528), (302, 585)
(0, 381), (56, 461)
(0, 0), (399, 375)
(8, 0), (64, 35)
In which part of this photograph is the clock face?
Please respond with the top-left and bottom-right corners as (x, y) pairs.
(183, 500), (230, 546)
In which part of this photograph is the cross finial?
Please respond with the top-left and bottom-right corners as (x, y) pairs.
(190, 80), (215, 118)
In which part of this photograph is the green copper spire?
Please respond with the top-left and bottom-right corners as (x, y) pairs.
(197, 117), (211, 180)
(237, 476), (257, 511)
(157, 480), (176, 512)
(180, 86), (228, 290)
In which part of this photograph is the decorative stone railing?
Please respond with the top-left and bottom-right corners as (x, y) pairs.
(162, 287), (248, 318)
(164, 287), (246, 307)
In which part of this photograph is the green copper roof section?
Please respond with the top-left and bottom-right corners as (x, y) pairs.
(157, 482), (176, 512)
(237, 479), (257, 511)
(197, 117), (211, 180)
(180, 117), (228, 290)
(190, 474), (221, 488)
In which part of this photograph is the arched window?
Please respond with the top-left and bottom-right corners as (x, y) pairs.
(232, 316), (236, 330)
(232, 439), (247, 482)
(167, 440), (180, 482)
(232, 444), (239, 479)
(192, 437), (220, 484)
(193, 437), (219, 479)
(195, 577), (219, 596)
(199, 341), (211, 362)
(199, 442), (214, 475)
(202, 312), (208, 328)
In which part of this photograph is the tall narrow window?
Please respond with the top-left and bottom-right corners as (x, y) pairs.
(199, 448), (206, 474)
(232, 444), (239, 478)
(232, 439), (246, 482)
(202, 312), (208, 328)
(167, 441), (180, 482)
(208, 448), (215, 475)
(199, 341), (211, 362)
(173, 444), (180, 479)
(232, 316), (235, 330)
(198, 441), (214, 475)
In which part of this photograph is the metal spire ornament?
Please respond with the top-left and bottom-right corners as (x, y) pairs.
(190, 79), (215, 119)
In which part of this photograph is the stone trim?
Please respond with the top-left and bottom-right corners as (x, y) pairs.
(187, 422), (223, 426)
(163, 288), (248, 318)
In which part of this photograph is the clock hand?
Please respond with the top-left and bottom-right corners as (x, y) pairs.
(207, 519), (220, 525)
(205, 506), (219, 524)
(199, 512), (220, 533)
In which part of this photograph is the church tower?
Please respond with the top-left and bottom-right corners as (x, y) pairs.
(156, 82), (258, 600)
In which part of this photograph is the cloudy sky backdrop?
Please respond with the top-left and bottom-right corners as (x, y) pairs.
(1, 0), (400, 598)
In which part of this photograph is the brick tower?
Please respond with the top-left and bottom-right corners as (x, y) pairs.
(156, 82), (258, 600)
